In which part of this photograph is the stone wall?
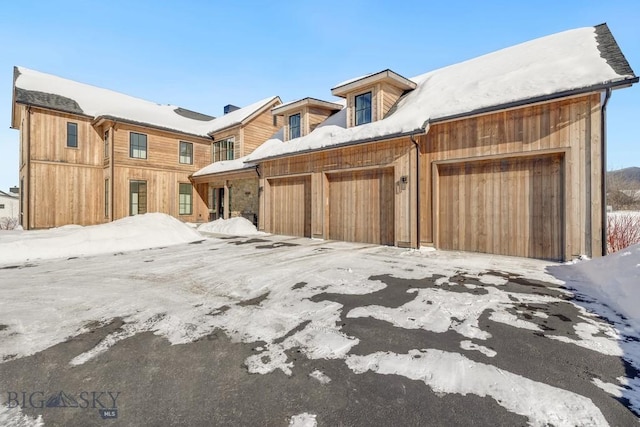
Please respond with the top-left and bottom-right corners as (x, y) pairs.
(230, 178), (259, 225)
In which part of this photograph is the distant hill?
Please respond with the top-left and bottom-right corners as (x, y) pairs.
(608, 167), (640, 186)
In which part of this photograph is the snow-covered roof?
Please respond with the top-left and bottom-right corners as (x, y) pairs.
(331, 69), (417, 97)
(246, 24), (637, 163)
(271, 97), (343, 116)
(192, 156), (256, 177)
(13, 67), (279, 138)
(0, 190), (18, 199)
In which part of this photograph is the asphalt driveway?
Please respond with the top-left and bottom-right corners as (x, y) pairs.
(0, 234), (638, 426)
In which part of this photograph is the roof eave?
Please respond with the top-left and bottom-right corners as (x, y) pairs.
(93, 115), (212, 140)
(208, 96), (281, 136)
(430, 77), (639, 125)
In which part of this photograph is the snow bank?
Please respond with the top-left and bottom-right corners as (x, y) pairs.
(549, 243), (640, 330)
(0, 213), (203, 265)
(197, 217), (263, 236)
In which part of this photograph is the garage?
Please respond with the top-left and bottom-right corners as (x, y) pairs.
(328, 168), (395, 245)
(268, 176), (311, 237)
(436, 154), (564, 260)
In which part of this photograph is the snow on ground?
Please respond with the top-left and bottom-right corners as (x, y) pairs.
(0, 213), (203, 265)
(288, 412), (317, 427)
(0, 405), (44, 427)
(1, 217), (638, 424)
(346, 349), (608, 427)
(197, 217), (264, 236)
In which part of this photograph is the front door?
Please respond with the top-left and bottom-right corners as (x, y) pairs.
(209, 187), (225, 221)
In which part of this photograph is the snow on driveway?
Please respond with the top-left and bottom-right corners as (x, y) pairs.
(1, 214), (639, 425)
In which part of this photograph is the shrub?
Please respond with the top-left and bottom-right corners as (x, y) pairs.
(607, 213), (640, 254)
(0, 217), (19, 230)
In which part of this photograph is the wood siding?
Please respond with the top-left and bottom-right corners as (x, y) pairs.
(243, 107), (281, 155)
(420, 94), (602, 259)
(328, 168), (395, 245)
(436, 155), (564, 260)
(260, 138), (415, 246)
(268, 175), (311, 237)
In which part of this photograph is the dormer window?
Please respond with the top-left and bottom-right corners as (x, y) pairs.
(289, 114), (301, 139)
(331, 69), (416, 128)
(354, 92), (372, 126)
(272, 98), (343, 142)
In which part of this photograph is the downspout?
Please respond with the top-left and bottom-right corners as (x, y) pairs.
(26, 105), (31, 230)
(410, 134), (420, 249)
(601, 88), (612, 256)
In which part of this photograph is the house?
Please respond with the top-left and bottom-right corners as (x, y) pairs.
(10, 67), (280, 229)
(0, 189), (19, 219)
(232, 23), (636, 261)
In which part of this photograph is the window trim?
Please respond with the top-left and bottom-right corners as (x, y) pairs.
(179, 141), (194, 165)
(104, 129), (110, 159)
(212, 137), (235, 163)
(178, 183), (193, 215)
(354, 91), (373, 126)
(129, 132), (148, 159)
(129, 180), (148, 216)
(66, 122), (78, 148)
(288, 113), (301, 140)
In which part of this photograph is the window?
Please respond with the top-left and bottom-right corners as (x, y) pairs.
(179, 183), (193, 215)
(0, 204), (4, 209)
(104, 179), (109, 218)
(179, 141), (193, 164)
(104, 130), (110, 158)
(354, 92), (372, 126)
(289, 114), (301, 139)
(129, 132), (147, 159)
(129, 180), (147, 215)
(212, 137), (234, 162)
(67, 122), (78, 148)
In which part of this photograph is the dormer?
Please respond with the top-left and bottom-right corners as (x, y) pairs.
(331, 69), (416, 128)
(271, 97), (343, 141)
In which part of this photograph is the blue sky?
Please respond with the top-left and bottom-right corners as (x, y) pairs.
(1, 1), (638, 190)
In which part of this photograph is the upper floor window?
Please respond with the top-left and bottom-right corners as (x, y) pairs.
(67, 122), (78, 148)
(104, 130), (110, 158)
(289, 114), (301, 139)
(179, 141), (193, 164)
(355, 92), (372, 126)
(212, 137), (234, 163)
(130, 132), (147, 159)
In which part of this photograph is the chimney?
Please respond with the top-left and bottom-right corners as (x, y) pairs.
(224, 104), (240, 115)
(9, 186), (18, 194)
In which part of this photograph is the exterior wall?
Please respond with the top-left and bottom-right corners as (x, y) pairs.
(23, 107), (104, 228)
(419, 94), (603, 259)
(109, 123), (211, 223)
(17, 105), (213, 228)
(259, 138), (416, 246)
(228, 178), (259, 221)
(0, 195), (19, 218)
(243, 108), (280, 155)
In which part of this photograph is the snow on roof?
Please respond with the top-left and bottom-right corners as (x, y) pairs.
(192, 156), (255, 177)
(13, 67), (278, 138)
(247, 25), (636, 162)
(206, 96), (280, 135)
(0, 190), (18, 199)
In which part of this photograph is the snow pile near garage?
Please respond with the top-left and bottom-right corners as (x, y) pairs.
(551, 243), (640, 330)
(197, 217), (263, 236)
(0, 213), (203, 265)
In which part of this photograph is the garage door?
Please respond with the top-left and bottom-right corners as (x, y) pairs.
(269, 176), (311, 237)
(437, 155), (564, 260)
(328, 168), (394, 245)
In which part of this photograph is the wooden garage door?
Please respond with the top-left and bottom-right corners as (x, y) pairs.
(269, 176), (311, 237)
(328, 168), (394, 245)
(437, 155), (564, 260)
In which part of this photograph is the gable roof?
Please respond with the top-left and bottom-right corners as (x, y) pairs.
(12, 67), (279, 138)
(246, 24), (637, 163)
(0, 190), (18, 199)
(207, 96), (281, 136)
